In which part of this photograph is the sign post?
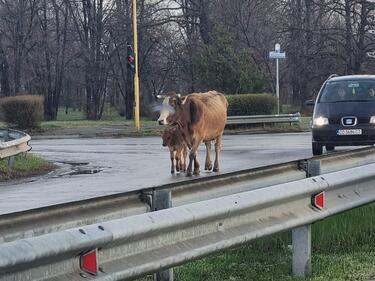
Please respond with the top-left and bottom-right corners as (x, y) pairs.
(269, 44), (286, 115)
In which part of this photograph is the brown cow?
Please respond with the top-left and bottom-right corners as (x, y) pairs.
(162, 127), (188, 174)
(158, 91), (228, 176)
(158, 92), (213, 172)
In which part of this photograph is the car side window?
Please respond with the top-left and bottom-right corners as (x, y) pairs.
(368, 88), (375, 98)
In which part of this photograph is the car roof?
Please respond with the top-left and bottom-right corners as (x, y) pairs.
(328, 75), (375, 82)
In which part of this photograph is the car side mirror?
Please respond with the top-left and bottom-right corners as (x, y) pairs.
(304, 99), (315, 106)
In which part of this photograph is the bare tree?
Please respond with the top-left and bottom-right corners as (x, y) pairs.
(66, 0), (114, 120)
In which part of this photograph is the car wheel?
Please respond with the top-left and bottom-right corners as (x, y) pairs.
(326, 145), (335, 151)
(312, 143), (323, 156)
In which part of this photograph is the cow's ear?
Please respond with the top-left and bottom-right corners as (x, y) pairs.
(176, 96), (182, 106)
(170, 98), (177, 108)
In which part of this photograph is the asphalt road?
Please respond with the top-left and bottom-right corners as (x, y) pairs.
(0, 132), (329, 215)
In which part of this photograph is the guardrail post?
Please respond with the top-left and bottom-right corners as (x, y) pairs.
(292, 224), (311, 277)
(7, 156), (15, 168)
(4, 129), (9, 141)
(306, 159), (321, 178)
(152, 190), (174, 281)
(292, 159), (320, 277)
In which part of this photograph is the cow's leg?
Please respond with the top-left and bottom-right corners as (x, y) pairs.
(175, 157), (180, 172)
(175, 147), (181, 172)
(187, 153), (194, 176)
(193, 150), (200, 175)
(170, 150), (175, 174)
(213, 135), (222, 172)
(187, 142), (200, 176)
(204, 141), (212, 171)
(182, 145), (188, 172)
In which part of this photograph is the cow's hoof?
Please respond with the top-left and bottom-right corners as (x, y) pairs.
(171, 170), (175, 174)
(186, 171), (193, 177)
(205, 163), (212, 171)
(193, 169), (200, 176)
(213, 167), (219, 172)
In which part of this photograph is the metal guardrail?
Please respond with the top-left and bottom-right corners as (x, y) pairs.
(1, 146), (375, 245)
(0, 129), (31, 166)
(226, 113), (301, 126)
(1, 162), (375, 280)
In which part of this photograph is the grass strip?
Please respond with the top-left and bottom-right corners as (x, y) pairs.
(0, 154), (55, 181)
(139, 204), (375, 281)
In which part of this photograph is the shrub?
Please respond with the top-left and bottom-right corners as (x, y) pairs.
(226, 94), (277, 116)
(0, 95), (44, 129)
(194, 27), (267, 93)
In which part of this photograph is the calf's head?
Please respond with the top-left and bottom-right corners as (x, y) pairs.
(161, 128), (180, 148)
(161, 129), (172, 147)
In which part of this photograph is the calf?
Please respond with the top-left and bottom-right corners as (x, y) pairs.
(162, 127), (188, 174)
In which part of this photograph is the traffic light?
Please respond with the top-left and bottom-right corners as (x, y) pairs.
(127, 44), (135, 71)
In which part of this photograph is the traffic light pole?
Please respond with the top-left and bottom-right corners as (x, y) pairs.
(133, 0), (140, 131)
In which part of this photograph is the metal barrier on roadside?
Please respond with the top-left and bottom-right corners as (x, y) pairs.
(2, 161), (375, 280)
(226, 112), (301, 127)
(1, 147), (375, 280)
(0, 129), (31, 167)
(0, 147), (375, 243)
(2, 147), (375, 245)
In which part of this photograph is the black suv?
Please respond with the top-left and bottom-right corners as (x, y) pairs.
(309, 74), (375, 155)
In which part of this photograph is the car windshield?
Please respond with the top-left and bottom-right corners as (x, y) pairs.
(319, 80), (375, 103)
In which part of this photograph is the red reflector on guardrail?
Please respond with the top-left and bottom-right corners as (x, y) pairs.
(311, 191), (325, 210)
(80, 249), (98, 275)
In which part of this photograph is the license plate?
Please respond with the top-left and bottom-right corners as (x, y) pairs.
(337, 129), (362, 135)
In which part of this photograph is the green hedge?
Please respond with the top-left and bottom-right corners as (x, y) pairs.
(0, 95), (44, 129)
(226, 94), (277, 116)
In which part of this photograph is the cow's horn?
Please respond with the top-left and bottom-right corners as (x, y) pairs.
(177, 93), (181, 98)
(156, 95), (165, 99)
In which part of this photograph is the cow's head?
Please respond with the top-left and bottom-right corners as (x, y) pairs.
(157, 92), (185, 125)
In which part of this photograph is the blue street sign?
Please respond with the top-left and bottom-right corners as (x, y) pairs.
(269, 51), (286, 59)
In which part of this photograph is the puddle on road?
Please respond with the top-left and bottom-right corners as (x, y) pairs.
(51, 161), (103, 177)
(59, 161), (90, 166)
(67, 168), (102, 176)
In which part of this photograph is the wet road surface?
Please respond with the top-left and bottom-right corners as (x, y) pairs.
(0, 132), (332, 215)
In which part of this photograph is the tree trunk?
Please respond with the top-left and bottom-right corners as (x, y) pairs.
(125, 0), (134, 120)
(344, 0), (353, 74)
(353, 0), (367, 73)
(0, 42), (10, 97)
